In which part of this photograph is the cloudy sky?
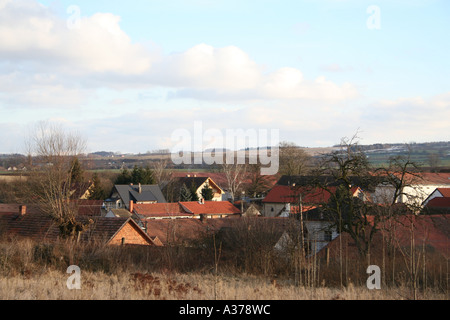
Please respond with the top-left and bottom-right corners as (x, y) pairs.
(0, 0), (449, 154)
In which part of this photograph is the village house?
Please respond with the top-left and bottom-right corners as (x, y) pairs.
(421, 188), (450, 214)
(0, 204), (160, 246)
(372, 172), (450, 208)
(321, 214), (450, 263)
(421, 187), (450, 206)
(422, 197), (450, 214)
(73, 199), (105, 217)
(261, 175), (368, 254)
(143, 215), (305, 251)
(262, 184), (364, 218)
(105, 183), (166, 211)
(105, 208), (133, 218)
(131, 199), (241, 221)
(165, 175), (224, 202)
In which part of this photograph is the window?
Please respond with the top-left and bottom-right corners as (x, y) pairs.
(324, 230), (332, 242)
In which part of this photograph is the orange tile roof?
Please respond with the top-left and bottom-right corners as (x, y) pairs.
(180, 201), (241, 215)
(437, 188), (450, 197)
(399, 172), (450, 185)
(263, 185), (361, 204)
(134, 201), (241, 218)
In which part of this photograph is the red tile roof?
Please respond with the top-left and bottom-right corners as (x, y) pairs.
(180, 201), (241, 215)
(263, 185), (361, 204)
(436, 188), (450, 198)
(426, 197), (450, 208)
(134, 201), (241, 218)
(323, 214), (450, 260)
(381, 215), (450, 258)
(146, 216), (299, 246)
(401, 172), (450, 185)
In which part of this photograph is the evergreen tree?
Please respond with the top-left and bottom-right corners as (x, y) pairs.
(69, 157), (84, 183)
(190, 181), (199, 201)
(88, 173), (106, 200)
(115, 168), (132, 184)
(201, 185), (214, 201)
(179, 183), (192, 201)
(142, 166), (155, 184)
(131, 165), (155, 185)
(131, 165), (143, 184)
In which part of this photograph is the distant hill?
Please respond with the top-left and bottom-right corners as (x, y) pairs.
(328, 141), (450, 167)
(88, 151), (116, 157)
(1, 141), (448, 172)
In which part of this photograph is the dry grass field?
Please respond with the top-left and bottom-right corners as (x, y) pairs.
(0, 238), (447, 301)
(0, 269), (446, 300)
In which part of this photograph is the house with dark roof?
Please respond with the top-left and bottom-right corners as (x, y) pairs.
(165, 175), (224, 202)
(105, 184), (166, 211)
(72, 199), (105, 217)
(0, 204), (160, 246)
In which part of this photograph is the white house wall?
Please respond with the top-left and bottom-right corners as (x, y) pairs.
(262, 203), (288, 217)
(304, 221), (338, 255)
(372, 184), (449, 207)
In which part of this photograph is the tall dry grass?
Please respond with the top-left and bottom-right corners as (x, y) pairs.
(0, 234), (447, 300)
(0, 269), (446, 300)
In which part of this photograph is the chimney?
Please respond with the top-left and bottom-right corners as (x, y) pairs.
(199, 198), (205, 204)
(129, 200), (134, 213)
(138, 183), (142, 194)
(143, 221), (148, 234)
(19, 205), (27, 216)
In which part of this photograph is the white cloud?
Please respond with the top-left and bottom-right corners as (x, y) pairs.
(261, 69), (357, 101)
(0, 0), (358, 108)
(153, 45), (358, 102)
(359, 93), (450, 143)
(150, 44), (262, 91)
(0, 0), (152, 75)
(0, 0), (365, 153)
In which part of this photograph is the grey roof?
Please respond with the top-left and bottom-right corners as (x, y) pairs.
(114, 185), (166, 208)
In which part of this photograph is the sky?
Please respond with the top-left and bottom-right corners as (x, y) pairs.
(0, 0), (449, 154)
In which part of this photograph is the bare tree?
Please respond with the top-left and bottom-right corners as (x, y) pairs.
(314, 134), (377, 264)
(245, 163), (272, 198)
(314, 134), (424, 267)
(150, 157), (173, 186)
(26, 121), (92, 239)
(376, 150), (423, 208)
(221, 156), (248, 203)
(279, 141), (311, 177)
